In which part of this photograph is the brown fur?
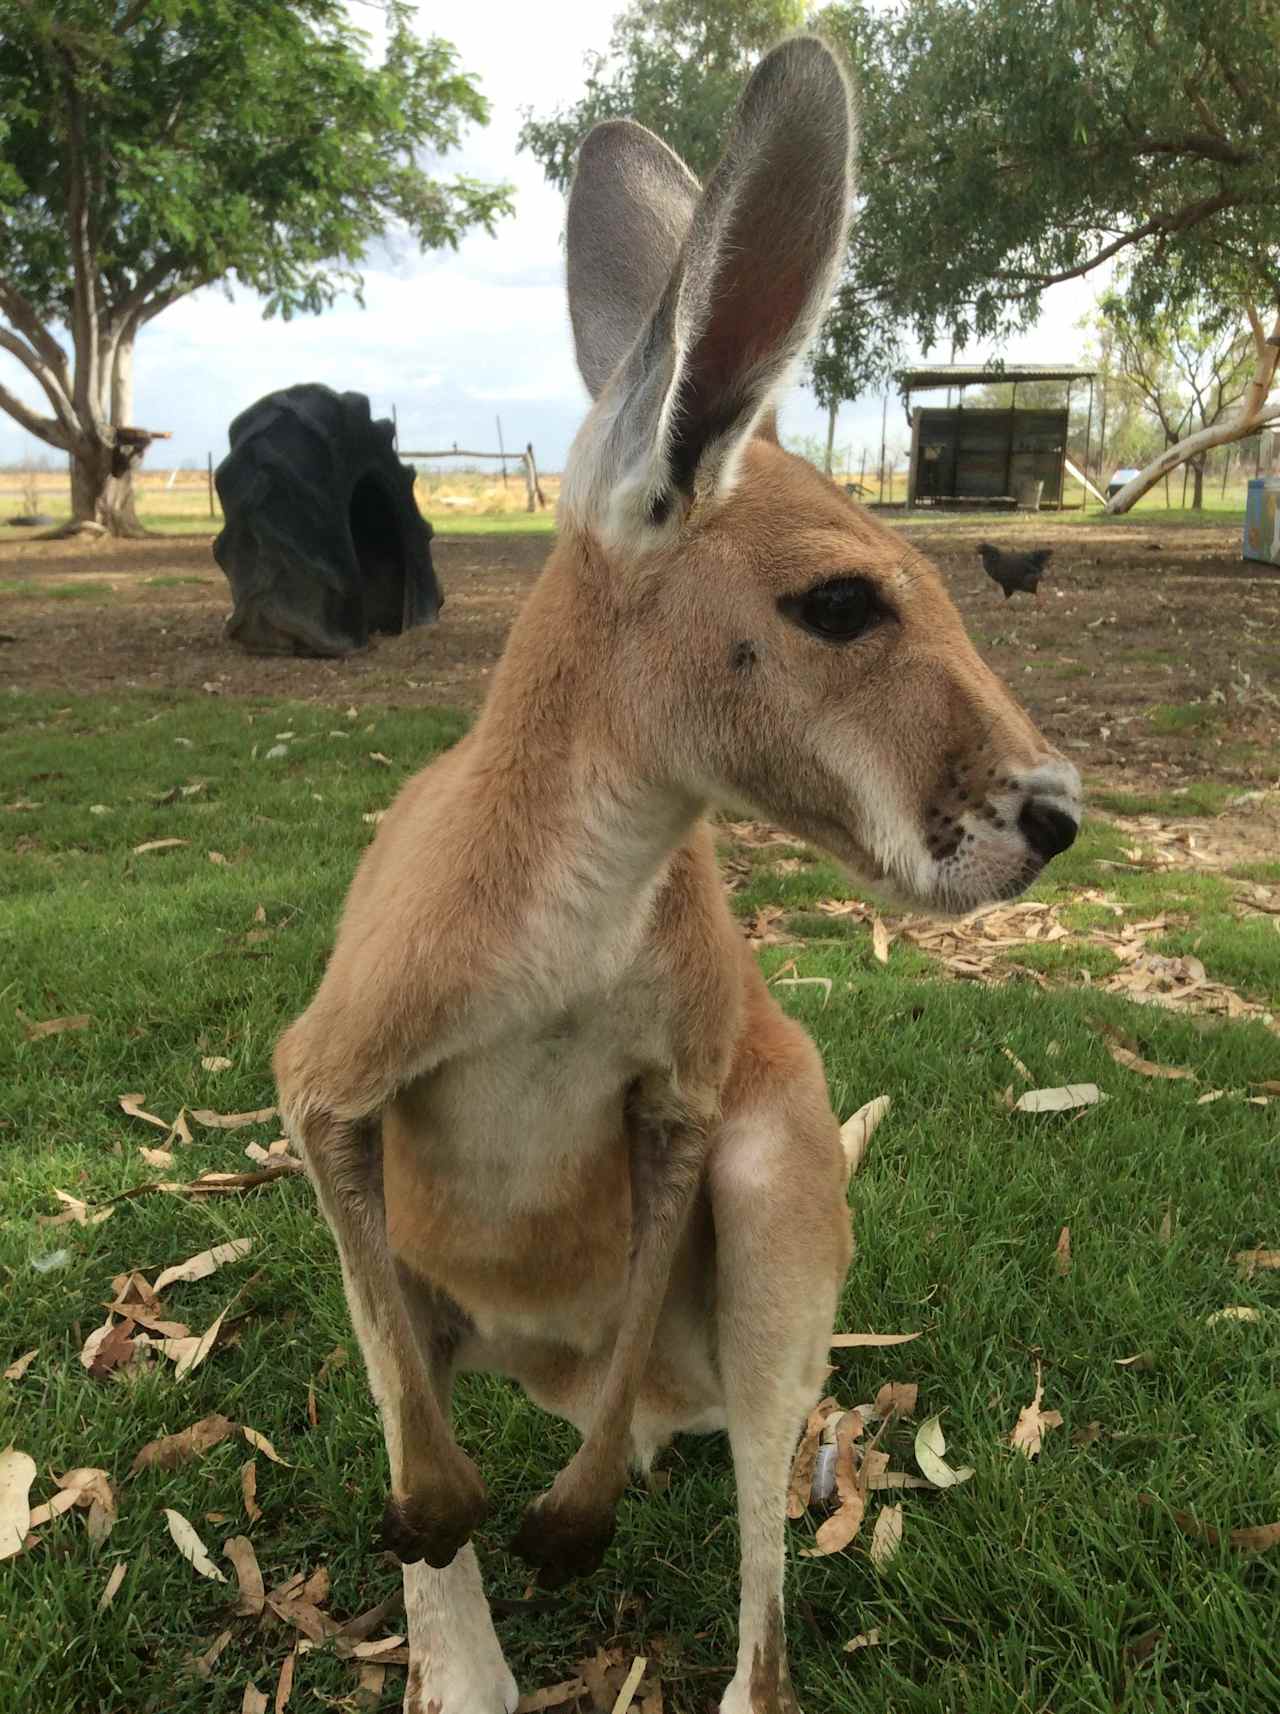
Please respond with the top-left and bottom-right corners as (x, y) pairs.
(274, 38), (1078, 1714)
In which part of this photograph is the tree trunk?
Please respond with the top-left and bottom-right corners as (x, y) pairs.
(64, 331), (150, 534)
(1107, 307), (1280, 515)
(1191, 459), (1205, 510)
(824, 398), (838, 475)
(69, 443), (146, 535)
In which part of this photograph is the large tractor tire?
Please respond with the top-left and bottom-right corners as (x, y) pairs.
(213, 384), (442, 657)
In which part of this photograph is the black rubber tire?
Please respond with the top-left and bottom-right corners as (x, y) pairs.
(212, 383), (442, 656)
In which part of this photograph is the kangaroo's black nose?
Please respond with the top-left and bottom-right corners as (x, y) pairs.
(1018, 799), (1078, 862)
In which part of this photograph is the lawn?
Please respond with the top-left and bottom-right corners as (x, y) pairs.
(2, 691), (1279, 1714)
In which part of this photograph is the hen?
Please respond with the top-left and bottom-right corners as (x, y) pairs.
(978, 542), (1051, 599)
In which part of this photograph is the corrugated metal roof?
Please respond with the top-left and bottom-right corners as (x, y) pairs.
(897, 363), (1096, 391)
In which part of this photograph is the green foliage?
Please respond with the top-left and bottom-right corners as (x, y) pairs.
(517, 0), (805, 188)
(0, 0), (512, 325)
(1093, 279), (1256, 500)
(822, 0), (1280, 352)
(516, 0), (896, 410)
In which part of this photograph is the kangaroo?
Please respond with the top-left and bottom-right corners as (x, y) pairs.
(275, 36), (1081, 1714)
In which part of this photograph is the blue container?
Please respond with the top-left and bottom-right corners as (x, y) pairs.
(1243, 475), (1280, 565)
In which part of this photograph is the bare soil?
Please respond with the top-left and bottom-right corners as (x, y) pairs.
(3, 515), (1277, 806)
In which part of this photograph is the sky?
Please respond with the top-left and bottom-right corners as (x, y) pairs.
(0, 0), (1106, 476)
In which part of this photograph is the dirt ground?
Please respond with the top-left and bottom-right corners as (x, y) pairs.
(3, 515), (1277, 809)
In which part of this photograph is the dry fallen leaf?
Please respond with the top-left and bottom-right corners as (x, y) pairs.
(27, 1487), (79, 1528)
(1055, 1226), (1072, 1277)
(4, 1350), (37, 1382)
(241, 1459), (261, 1523)
(132, 837), (189, 855)
(0, 1449), (36, 1559)
(226, 1535), (265, 1616)
(1235, 1249), (1280, 1278)
(84, 1316), (139, 1380)
(873, 1381), (918, 1419)
(1013, 1084), (1105, 1114)
(189, 1106), (278, 1130)
(787, 1397), (838, 1520)
(55, 1467), (116, 1544)
(844, 1629), (883, 1652)
(164, 1508), (227, 1581)
(105, 1297), (189, 1339)
(1115, 1352), (1155, 1371)
(515, 1678), (589, 1713)
(173, 1305), (231, 1380)
(274, 1647), (297, 1714)
(1206, 1306), (1262, 1326)
(154, 1238), (252, 1293)
(349, 1636), (406, 1660)
(241, 1686), (268, 1714)
(202, 1055), (232, 1072)
(98, 1561), (128, 1612)
(1140, 1495), (1280, 1553)
(351, 1663), (386, 1710)
(43, 1188), (114, 1229)
(839, 1095), (891, 1178)
(831, 1330), (921, 1349)
(21, 1011), (92, 1041)
(140, 1146), (175, 1169)
(914, 1415), (974, 1488)
(242, 1426), (291, 1466)
(870, 1503), (903, 1569)
(1009, 1367), (1064, 1459)
(871, 916), (890, 965)
(190, 1629), (234, 1679)
(1073, 1421), (1103, 1447)
(610, 1656), (648, 1714)
(119, 1093), (170, 1131)
(131, 1413), (237, 1474)
(806, 1410), (866, 1556)
(1106, 1043), (1194, 1081)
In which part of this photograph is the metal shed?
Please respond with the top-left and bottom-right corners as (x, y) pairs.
(898, 364), (1096, 510)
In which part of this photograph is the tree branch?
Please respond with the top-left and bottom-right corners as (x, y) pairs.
(0, 327), (80, 440)
(0, 376), (71, 450)
(59, 48), (104, 432)
(0, 279), (72, 394)
(999, 190), (1239, 289)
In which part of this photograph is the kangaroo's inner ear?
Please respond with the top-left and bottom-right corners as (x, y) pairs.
(566, 122), (701, 401)
(563, 37), (855, 549)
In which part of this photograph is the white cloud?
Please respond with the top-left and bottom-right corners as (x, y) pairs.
(0, 2), (1105, 477)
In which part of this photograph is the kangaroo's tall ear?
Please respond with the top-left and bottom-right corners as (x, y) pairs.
(563, 37), (854, 548)
(567, 122), (701, 401)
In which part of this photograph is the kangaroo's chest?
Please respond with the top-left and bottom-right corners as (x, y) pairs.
(382, 976), (674, 1343)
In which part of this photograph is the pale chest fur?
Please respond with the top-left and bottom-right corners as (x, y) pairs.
(382, 944), (685, 1348)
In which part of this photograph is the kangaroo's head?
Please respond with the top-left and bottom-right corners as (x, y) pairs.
(558, 37), (1080, 913)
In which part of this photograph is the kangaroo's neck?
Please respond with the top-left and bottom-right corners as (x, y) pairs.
(467, 545), (704, 939)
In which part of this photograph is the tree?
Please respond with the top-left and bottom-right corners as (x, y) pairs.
(1098, 284), (1255, 509)
(519, 0), (805, 188)
(814, 0), (1280, 509)
(0, 0), (511, 534)
(518, 0), (899, 442)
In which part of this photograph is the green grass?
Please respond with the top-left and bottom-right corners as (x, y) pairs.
(1149, 702), (1220, 736)
(3, 694), (1280, 1714)
(1093, 782), (1235, 818)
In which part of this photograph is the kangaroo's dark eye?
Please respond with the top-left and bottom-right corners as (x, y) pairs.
(778, 577), (885, 643)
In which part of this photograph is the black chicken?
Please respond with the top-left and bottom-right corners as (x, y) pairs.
(978, 541), (1052, 599)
